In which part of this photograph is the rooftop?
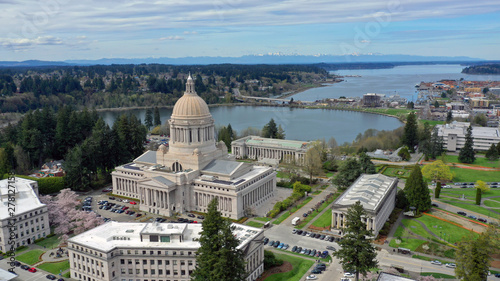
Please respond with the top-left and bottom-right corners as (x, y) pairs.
(334, 174), (397, 212)
(233, 135), (310, 150)
(436, 122), (500, 138)
(69, 221), (262, 252)
(0, 178), (46, 220)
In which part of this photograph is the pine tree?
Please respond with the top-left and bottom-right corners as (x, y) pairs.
(435, 182), (441, 199)
(334, 201), (378, 281)
(192, 198), (246, 281)
(476, 188), (482, 205)
(458, 125), (475, 164)
(359, 152), (375, 174)
(332, 158), (361, 190)
(404, 165), (431, 214)
(153, 107), (161, 127)
(402, 112), (419, 152)
(446, 111), (453, 123)
(485, 144), (498, 161)
(144, 108), (153, 130)
(262, 118), (278, 138)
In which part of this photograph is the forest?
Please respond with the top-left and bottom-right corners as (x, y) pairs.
(0, 64), (328, 113)
(462, 63), (500, 75)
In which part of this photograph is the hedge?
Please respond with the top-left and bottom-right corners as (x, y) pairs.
(15, 175), (65, 194)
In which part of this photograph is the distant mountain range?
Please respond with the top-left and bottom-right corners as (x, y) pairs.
(0, 54), (485, 67)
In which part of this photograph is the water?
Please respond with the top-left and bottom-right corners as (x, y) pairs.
(98, 106), (403, 144)
(291, 64), (498, 102)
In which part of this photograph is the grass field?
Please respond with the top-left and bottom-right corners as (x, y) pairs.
(246, 221), (264, 228)
(450, 167), (500, 182)
(255, 217), (271, 222)
(417, 215), (478, 243)
(311, 209), (332, 228)
(421, 272), (455, 279)
(296, 194), (338, 229)
(445, 155), (500, 168)
(441, 188), (500, 198)
(35, 235), (61, 249)
(401, 218), (434, 240)
(483, 200), (500, 208)
(440, 200), (500, 219)
(37, 260), (70, 275)
(420, 120), (445, 126)
(264, 253), (315, 281)
(382, 167), (411, 178)
(276, 171), (290, 178)
(16, 249), (45, 265)
(389, 238), (426, 250)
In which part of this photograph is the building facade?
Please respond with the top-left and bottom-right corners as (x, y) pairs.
(68, 222), (264, 281)
(436, 122), (500, 151)
(331, 174), (398, 237)
(111, 75), (276, 219)
(0, 178), (50, 252)
(231, 136), (311, 165)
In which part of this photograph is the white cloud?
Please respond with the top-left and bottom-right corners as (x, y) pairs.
(159, 35), (185, 41)
(183, 31), (198, 35)
(0, 36), (63, 50)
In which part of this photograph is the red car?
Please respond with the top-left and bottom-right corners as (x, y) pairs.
(130, 201), (137, 205)
(28, 267), (37, 273)
(122, 206), (129, 210)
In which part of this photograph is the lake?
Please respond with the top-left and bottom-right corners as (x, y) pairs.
(291, 64), (497, 102)
(99, 105), (403, 144)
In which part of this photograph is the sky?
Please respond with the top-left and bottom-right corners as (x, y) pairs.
(1, 0), (500, 61)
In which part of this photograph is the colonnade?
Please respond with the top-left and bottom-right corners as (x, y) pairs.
(232, 145), (305, 164)
(194, 192), (233, 212)
(332, 211), (374, 231)
(115, 178), (138, 197)
(242, 179), (274, 209)
(140, 187), (170, 209)
(170, 126), (214, 144)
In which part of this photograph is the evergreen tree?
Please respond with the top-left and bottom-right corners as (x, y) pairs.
(192, 198), (246, 281)
(153, 106), (161, 127)
(332, 158), (361, 190)
(404, 165), (431, 214)
(402, 112), (419, 152)
(276, 125), (286, 139)
(455, 227), (497, 281)
(458, 125), (475, 164)
(334, 201), (378, 281)
(428, 128), (444, 159)
(435, 182), (441, 199)
(262, 118), (278, 138)
(485, 144), (499, 161)
(446, 111), (453, 123)
(476, 188), (481, 205)
(144, 108), (153, 130)
(359, 152), (375, 174)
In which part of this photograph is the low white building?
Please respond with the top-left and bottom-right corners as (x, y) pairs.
(436, 122), (500, 151)
(331, 174), (398, 237)
(0, 178), (50, 252)
(231, 136), (311, 165)
(68, 221), (264, 281)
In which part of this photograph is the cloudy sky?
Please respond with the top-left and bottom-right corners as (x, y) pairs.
(1, 0), (500, 61)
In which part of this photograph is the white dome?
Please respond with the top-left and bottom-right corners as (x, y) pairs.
(171, 74), (211, 119)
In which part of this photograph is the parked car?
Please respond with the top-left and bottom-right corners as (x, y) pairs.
(300, 248), (306, 254)
(130, 201), (137, 205)
(291, 245), (297, 252)
(263, 238), (269, 245)
(303, 213), (308, 217)
(306, 275), (318, 280)
(495, 273), (500, 277)
(321, 250), (329, 258)
(445, 263), (456, 268)
(431, 203), (439, 207)
(326, 245), (336, 251)
(46, 275), (57, 280)
(468, 215), (477, 220)
(457, 211), (467, 216)
(478, 218), (487, 223)
(21, 265), (30, 270)
(344, 272), (354, 278)
(108, 196), (115, 200)
(311, 269), (322, 274)
(283, 244), (289, 250)
(310, 249), (317, 257)
(122, 199), (129, 203)
(187, 214), (195, 218)
(197, 215), (204, 219)
(28, 267), (37, 273)
(278, 243), (284, 249)
(273, 240), (280, 247)
(430, 260), (442, 265)
(296, 247), (302, 253)
(268, 240), (275, 247)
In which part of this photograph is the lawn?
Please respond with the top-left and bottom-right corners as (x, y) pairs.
(35, 235), (61, 249)
(401, 219), (434, 240)
(264, 253), (315, 281)
(389, 238), (426, 251)
(420, 120), (445, 126)
(254, 217), (271, 222)
(417, 215), (479, 243)
(276, 171), (290, 178)
(16, 249), (45, 265)
(450, 167), (500, 182)
(483, 199), (500, 208)
(421, 272), (455, 279)
(440, 200), (500, 220)
(273, 197), (313, 225)
(296, 194), (338, 229)
(37, 260), (70, 275)
(440, 188), (500, 198)
(246, 221), (264, 228)
(445, 155), (500, 168)
(311, 209), (332, 228)
(382, 167), (411, 178)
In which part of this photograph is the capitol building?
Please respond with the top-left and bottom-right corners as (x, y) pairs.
(111, 75), (276, 219)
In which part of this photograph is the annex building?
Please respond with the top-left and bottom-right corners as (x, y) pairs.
(0, 178), (50, 252)
(231, 136), (311, 165)
(331, 174), (398, 237)
(68, 221), (264, 281)
(436, 121), (500, 151)
(111, 75), (276, 219)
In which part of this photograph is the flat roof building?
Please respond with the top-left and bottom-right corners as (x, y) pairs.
(331, 174), (398, 237)
(436, 122), (500, 151)
(68, 221), (264, 281)
(0, 178), (50, 252)
(231, 136), (311, 166)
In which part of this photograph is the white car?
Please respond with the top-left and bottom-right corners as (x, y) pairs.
(430, 260), (442, 265)
(344, 272), (354, 278)
(445, 263), (456, 268)
(122, 199), (129, 203)
(306, 275), (318, 280)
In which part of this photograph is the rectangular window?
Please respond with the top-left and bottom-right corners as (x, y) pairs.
(158, 260), (162, 265)
(143, 269), (148, 275)
(150, 235), (159, 242)
(160, 236), (170, 242)
(150, 260), (155, 265)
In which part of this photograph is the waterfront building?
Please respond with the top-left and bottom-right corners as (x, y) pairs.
(68, 221), (264, 281)
(362, 93), (384, 107)
(231, 136), (311, 166)
(111, 75), (276, 219)
(0, 178), (50, 252)
(436, 122), (500, 152)
(331, 174), (398, 237)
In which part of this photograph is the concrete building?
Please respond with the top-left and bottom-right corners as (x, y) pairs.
(68, 221), (264, 281)
(0, 178), (50, 252)
(231, 136), (311, 166)
(362, 93), (384, 107)
(111, 75), (276, 219)
(436, 122), (500, 151)
(331, 174), (398, 237)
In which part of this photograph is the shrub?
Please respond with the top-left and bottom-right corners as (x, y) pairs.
(16, 175), (65, 194)
(264, 250), (284, 270)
